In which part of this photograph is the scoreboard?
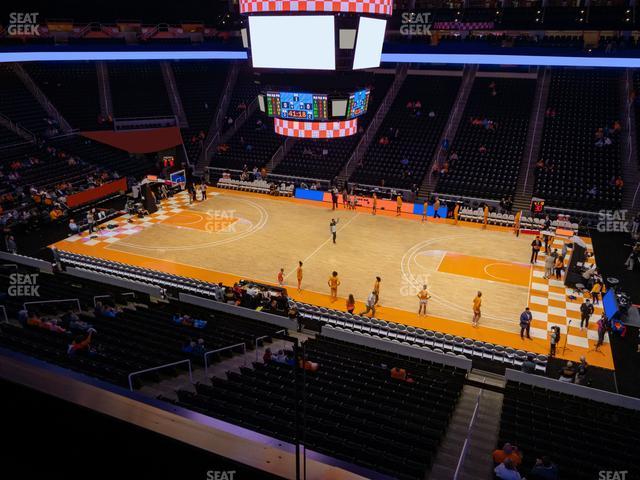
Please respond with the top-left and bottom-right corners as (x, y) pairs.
(347, 89), (370, 118)
(266, 91), (328, 121)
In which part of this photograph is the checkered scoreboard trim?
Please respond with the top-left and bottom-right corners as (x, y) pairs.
(274, 118), (358, 138)
(239, 0), (393, 15)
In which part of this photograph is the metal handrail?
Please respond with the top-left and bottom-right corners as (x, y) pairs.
(128, 359), (193, 391)
(453, 380), (485, 480)
(24, 298), (81, 312)
(254, 329), (287, 362)
(203, 342), (246, 375)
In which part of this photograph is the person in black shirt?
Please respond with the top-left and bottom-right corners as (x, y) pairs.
(530, 236), (542, 264)
(580, 298), (594, 330)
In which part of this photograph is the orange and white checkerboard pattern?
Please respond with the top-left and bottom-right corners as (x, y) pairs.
(527, 236), (607, 349)
(240, 0), (392, 15)
(274, 118), (358, 138)
(60, 191), (198, 248)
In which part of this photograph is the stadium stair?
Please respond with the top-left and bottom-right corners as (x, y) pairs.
(420, 65), (477, 198)
(198, 62), (241, 174)
(263, 136), (297, 174)
(12, 63), (73, 133)
(96, 61), (114, 120)
(337, 63), (408, 186)
(0, 112), (36, 144)
(513, 67), (552, 212)
(161, 61), (189, 128)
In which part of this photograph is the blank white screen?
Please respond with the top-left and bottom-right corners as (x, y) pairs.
(332, 99), (348, 117)
(353, 17), (387, 70)
(249, 16), (336, 70)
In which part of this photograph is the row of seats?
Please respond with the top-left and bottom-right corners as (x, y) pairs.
(499, 381), (640, 479)
(350, 75), (461, 189)
(436, 77), (536, 199)
(24, 61), (102, 130)
(0, 268), (281, 388)
(294, 302), (547, 372)
(534, 69), (623, 210)
(216, 178), (294, 196)
(170, 335), (466, 480)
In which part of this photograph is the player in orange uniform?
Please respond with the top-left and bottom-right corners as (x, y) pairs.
(328, 271), (340, 302)
(372, 193), (377, 215)
(296, 261), (303, 292)
(453, 203), (460, 225)
(396, 195), (402, 216)
(417, 285), (431, 316)
(277, 268), (284, 287)
(483, 205), (489, 229)
(472, 291), (482, 327)
(514, 210), (522, 237)
(422, 200), (429, 222)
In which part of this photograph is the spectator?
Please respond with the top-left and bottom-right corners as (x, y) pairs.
(390, 366), (414, 383)
(494, 458), (522, 480)
(493, 443), (523, 467)
(530, 456), (559, 480)
(263, 347), (272, 363)
(521, 354), (536, 374)
(68, 218), (79, 235)
(6, 235), (17, 253)
(67, 329), (96, 355)
(575, 356), (589, 385)
(558, 361), (576, 383)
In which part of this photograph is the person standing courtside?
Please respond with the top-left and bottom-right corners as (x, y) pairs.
(328, 271), (340, 302)
(359, 291), (377, 317)
(296, 261), (303, 292)
(580, 298), (594, 330)
(472, 291), (482, 327)
(417, 285), (430, 316)
(396, 194), (402, 216)
(373, 276), (381, 305)
(530, 236), (542, 264)
(433, 197), (441, 219)
(519, 307), (532, 340)
(372, 193), (378, 215)
(201, 179), (207, 200)
(330, 218), (339, 244)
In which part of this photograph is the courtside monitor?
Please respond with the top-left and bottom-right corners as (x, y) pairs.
(603, 289), (619, 320)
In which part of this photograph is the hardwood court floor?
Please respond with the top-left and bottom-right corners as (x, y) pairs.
(53, 188), (614, 369)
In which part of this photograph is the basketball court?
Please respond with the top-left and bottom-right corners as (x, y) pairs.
(52, 187), (614, 368)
